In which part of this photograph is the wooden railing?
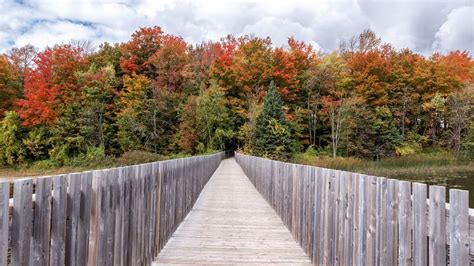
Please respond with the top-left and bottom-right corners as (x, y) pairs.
(235, 152), (472, 265)
(0, 152), (225, 265)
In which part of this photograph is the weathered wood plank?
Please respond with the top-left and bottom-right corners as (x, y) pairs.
(66, 173), (81, 265)
(11, 178), (33, 266)
(31, 176), (52, 266)
(321, 169), (331, 265)
(0, 181), (8, 266)
(342, 172), (354, 266)
(449, 189), (469, 265)
(50, 175), (67, 266)
(429, 185), (446, 265)
(375, 177), (387, 265)
(352, 173), (361, 265)
(398, 181), (412, 265)
(312, 167), (323, 264)
(367, 175), (377, 265)
(413, 182), (427, 266)
(386, 179), (399, 265)
(358, 174), (368, 266)
(87, 170), (101, 265)
(105, 169), (117, 266)
(113, 169), (123, 266)
(77, 172), (93, 266)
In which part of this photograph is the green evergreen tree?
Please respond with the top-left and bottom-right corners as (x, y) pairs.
(348, 106), (402, 160)
(254, 81), (294, 160)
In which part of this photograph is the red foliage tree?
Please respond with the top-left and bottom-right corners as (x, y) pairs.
(17, 45), (87, 126)
(120, 26), (165, 76)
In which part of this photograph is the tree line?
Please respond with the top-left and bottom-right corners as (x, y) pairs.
(0, 27), (472, 166)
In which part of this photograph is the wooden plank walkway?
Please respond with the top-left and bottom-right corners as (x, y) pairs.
(153, 158), (311, 265)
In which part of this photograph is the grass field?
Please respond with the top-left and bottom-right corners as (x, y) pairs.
(292, 151), (473, 179)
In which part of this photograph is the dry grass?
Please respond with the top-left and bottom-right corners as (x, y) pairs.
(292, 151), (473, 179)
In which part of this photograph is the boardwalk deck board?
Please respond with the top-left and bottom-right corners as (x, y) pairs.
(153, 158), (311, 265)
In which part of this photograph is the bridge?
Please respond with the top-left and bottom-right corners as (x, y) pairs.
(0, 152), (472, 265)
(154, 158), (311, 264)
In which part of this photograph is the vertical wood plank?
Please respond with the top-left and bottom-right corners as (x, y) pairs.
(342, 172), (354, 266)
(66, 173), (81, 265)
(123, 167), (132, 265)
(366, 176), (377, 265)
(386, 179), (399, 265)
(375, 177), (388, 265)
(77, 172), (93, 266)
(413, 183), (427, 266)
(398, 181), (412, 265)
(31, 176), (52, 266)
(106, 169), (117, 266)
(87, 170), (101, 266)
(114, 169), (124, 266)
(50, 175), (67, 266)
(312, 167), (323, 264)
(11, 178), (33, 266)
(154, 162), (162, 256)
(336, 171), (346, 265)
(0, 181), (9, 266)
(358, 174), (368, 266)
(429, 185), (446, 265)
(97, 170), (109, 266)
(322, 169), (333, 265)
(449, 189), (469, 265)
(352, 173), (361, 264)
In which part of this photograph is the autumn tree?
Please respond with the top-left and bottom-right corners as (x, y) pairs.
(183, 41), (222, 95)
(149, 35), (189, 92)
(178, 96), (199, 153)
(117, 74), (152, 151)
(7, 44), (37, 84)
(0, 55), (21, 118)
(17, 45), (87, 126)
(444, 85), (472, 156)
(120, 26), (165, 77)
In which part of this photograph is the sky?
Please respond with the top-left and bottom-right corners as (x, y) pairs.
(0, 0), (473, 55)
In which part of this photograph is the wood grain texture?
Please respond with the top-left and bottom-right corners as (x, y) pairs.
(31, 176), (52, 266)
(66, 173), (81, 265)
(11, 178), (33, 266)
(50, 175), (67, 266)
(413, 183), (427, 266)
(429, 185), (446, 265)
(0, 181), (10, 266)
(77, 172), (93, 266)
(449, 189), (469, 265)
(398, 181), (412, 265)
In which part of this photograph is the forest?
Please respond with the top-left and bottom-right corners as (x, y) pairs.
(0, 26), (472, 174)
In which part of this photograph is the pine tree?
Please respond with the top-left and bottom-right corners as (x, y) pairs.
(254, 81), (294, 160)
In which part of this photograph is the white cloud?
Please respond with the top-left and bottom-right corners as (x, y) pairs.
(0, 0), (472, 55)
(433, 6), (474, 52)
(15, 21), (99, 49)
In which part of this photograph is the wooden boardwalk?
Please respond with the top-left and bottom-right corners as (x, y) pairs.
(153, 158), (311, 265)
